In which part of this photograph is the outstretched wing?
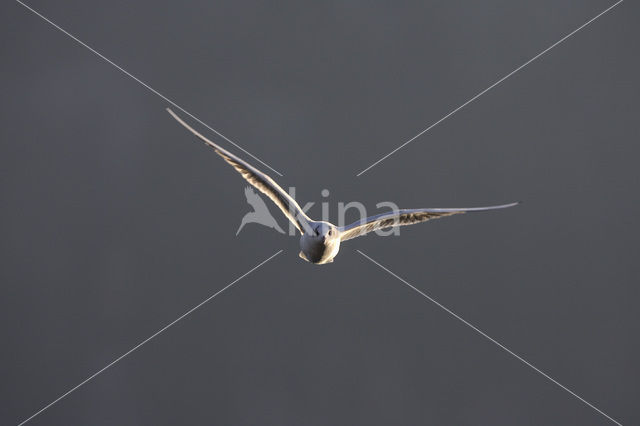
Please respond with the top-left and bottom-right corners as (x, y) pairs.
(339, 203), (519, 241)
(167, 108), (312, 234)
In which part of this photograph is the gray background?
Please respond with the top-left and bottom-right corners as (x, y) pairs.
(1, 0), (637, 425)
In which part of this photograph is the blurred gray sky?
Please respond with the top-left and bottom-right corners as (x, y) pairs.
(1, 1), (638, 425)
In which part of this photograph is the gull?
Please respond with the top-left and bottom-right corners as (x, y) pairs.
(167, 108), (518, 265)
(236, 186), (285, 235)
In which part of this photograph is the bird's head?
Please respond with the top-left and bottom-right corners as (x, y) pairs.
(312, 221), (339, 242)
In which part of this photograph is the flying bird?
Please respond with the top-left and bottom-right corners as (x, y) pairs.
(167, 108), (518, 265)
(236, 186), (285, 235)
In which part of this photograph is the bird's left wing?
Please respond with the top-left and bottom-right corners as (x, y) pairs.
(339, 203), (519, 241)
(167, 108), (312, 234)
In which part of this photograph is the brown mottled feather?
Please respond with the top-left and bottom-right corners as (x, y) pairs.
(166, 108), (311, 234)
(339, 209), (462, 241)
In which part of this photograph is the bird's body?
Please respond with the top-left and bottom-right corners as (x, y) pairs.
(299, 221), (340, 264)
(167, 108), (518, 265)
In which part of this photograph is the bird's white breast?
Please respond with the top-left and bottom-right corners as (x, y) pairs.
(299, 235), (340, 264)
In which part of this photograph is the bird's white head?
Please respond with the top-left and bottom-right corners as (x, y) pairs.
(312, 221), (339, 242)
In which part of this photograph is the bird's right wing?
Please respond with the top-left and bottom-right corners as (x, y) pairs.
(167, 108), (312, 234)
(339, 203), (519, 241)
